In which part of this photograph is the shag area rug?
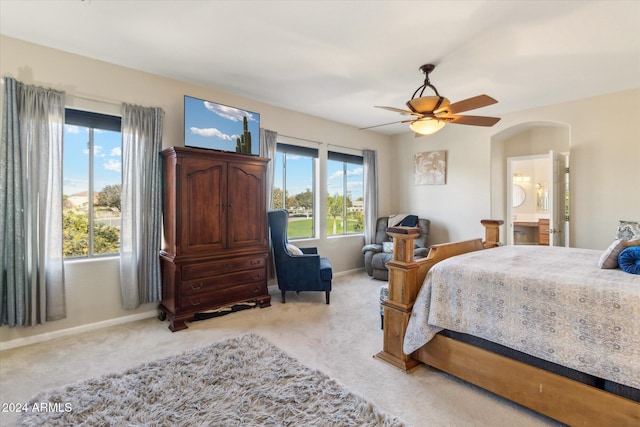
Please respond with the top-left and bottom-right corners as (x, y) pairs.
(18, 333), (404, 426)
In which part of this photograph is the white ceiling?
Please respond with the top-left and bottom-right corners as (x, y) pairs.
(1, 0), (639, 135)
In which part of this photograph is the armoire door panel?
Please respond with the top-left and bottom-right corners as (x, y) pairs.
(180, 158), (227, 253)
(227, 162), (267, 249)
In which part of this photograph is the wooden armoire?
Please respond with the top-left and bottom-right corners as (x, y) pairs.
(159, 146), (271, 331)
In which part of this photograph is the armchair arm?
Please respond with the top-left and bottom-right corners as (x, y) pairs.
(361, 244), (382, 255)
(282, 253), (322, 284)
(414, 247), (429, 258)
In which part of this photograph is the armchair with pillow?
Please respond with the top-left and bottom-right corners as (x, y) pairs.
(362, 215), (430, 281)
(267, 210), (333, 304)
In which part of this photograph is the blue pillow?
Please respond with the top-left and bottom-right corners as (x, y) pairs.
(618, 246), (640, 274)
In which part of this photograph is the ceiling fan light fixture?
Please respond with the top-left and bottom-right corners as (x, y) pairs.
(409, 119), (445, 135)
(363, 63), (500, 135)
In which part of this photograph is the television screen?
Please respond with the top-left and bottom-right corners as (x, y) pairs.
(184, 95), (260, 155)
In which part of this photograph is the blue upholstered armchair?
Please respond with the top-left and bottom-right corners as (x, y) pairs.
(267, 210), (333, 304)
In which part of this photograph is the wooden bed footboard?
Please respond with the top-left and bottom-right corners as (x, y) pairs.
(375, 219), (640, 427)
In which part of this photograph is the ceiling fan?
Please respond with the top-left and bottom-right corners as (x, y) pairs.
(361, 64), (500, 136)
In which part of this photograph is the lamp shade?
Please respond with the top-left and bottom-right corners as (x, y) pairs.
(406, 96), (450, 113)
(409, 119), (445, 135)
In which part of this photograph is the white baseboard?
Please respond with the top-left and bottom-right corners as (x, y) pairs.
(0, 310), (158, 351)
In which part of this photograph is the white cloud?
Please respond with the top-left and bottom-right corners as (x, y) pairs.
(65, 124), (81, 134)
(63, 177), (87, 187)
(110, 147), (121, 156)
(63, 177), (88, 197)
(329, 167), (362, 181)
(103, 159), (121, 172)
(346, 167), (363, 177)
(203, 101), (256, 122)
(329, 170), (344, 180)
(190, 127), (235, 141)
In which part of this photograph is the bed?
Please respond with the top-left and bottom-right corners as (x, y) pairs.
(375, 222), (640, 426)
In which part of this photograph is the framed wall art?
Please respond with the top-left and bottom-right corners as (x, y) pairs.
(414, 150), (447, 185)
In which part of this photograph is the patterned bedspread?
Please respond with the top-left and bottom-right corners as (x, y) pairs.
(403, 245), (640, 389)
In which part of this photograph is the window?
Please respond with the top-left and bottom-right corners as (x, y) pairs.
(272, 143), (317, 239)
(327, 151), (364, 236)
(63, 109), (122, 258)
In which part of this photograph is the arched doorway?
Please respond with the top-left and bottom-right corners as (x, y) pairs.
(490, 122), (571, 246)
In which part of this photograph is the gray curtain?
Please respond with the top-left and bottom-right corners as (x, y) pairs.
(0, 76), (66, 327)
(363, 149), (378, 245)
(259, 128), (278, 211)
(119, 103), (163, 309)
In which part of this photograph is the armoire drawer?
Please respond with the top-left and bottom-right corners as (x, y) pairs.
(180, 282), (265, 310)
(181, 255), (266, 280)
(180, 268), (266, 296)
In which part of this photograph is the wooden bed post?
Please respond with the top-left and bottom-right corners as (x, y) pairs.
(481, 219), (503, 248)
(375, 220), (503, 371)
(375, 226), (422, 371)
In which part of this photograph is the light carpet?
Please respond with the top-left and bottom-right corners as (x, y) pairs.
(17, 333), (404, 427)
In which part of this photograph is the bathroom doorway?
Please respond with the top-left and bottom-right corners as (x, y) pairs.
(507, 151), (569, 246)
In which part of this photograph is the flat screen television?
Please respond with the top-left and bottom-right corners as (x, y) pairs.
(184, 95), (260, 155)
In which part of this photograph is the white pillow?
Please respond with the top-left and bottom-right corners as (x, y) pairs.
(286, 243), (303, 256)
(382, 241), (394, 253)
(598, 238), (640, 269)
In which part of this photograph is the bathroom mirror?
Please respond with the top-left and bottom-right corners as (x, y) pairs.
(512, 184), (525, 208)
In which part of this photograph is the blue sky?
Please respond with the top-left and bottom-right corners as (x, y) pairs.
(184, 96), (260, 155)
(327, 160), (363, 201)
(63, 125), (121, 196)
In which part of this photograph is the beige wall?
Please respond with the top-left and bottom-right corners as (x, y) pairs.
(1, 35), (639, 345)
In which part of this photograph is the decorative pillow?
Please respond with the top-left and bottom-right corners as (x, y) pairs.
(286, 243), (303, 256)
(388, 214), (418, 228)
(382, 242), (394, 253)
(599, 239), (640, 269)
(618, 246), (640, 274)
(616, 220), (640, 240)
(398, 215), (419, 227)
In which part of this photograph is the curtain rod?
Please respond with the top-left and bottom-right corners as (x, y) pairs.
(68, 92), (122, 107)
(279, 134), (323, 145)
(1, 77), (122, 107)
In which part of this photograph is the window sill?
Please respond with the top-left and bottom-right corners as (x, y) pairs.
(327, 233), (364, 239)
(64, 255), (119, 265)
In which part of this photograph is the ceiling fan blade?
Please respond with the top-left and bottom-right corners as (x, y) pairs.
(358, 119), (415, 131)
(444, 115), (501, 127)
(375, 106), (423, 116)
(436, 94), (497, 115)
